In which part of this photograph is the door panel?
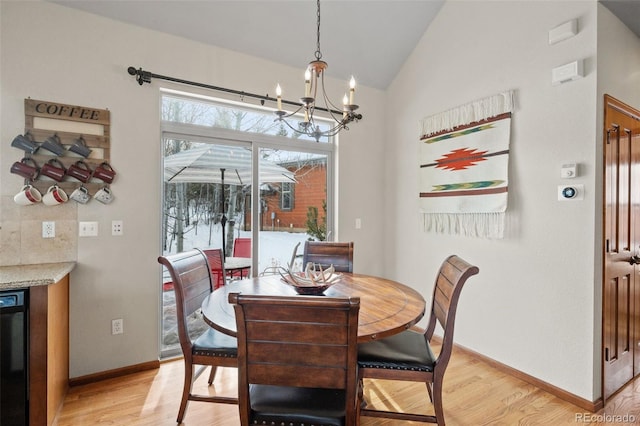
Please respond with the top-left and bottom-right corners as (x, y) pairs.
(603, 95), (640, 400)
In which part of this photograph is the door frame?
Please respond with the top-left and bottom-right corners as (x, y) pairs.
(601, 94), (640, 402)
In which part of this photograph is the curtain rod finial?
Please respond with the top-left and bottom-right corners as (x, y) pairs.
(127, 66), (152, 85)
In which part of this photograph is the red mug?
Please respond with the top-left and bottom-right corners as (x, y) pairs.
(10, 157), (40, 180)
(93, 162), (116, 184)
(40, 158), (67, 182)
(67, 160), (92, 183)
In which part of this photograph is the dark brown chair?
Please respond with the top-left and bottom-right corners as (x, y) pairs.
(157, 249), (238, 423)
(230, 292), (361, 426)
(302, 240), (354, 272)
(357, 255), (479, 424)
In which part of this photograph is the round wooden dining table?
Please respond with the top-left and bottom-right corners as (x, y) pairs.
(201, 273), (426, 342)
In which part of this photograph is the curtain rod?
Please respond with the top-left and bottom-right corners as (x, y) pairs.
(127, 66), (342, 115)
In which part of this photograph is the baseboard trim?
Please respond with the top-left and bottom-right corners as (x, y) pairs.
(451, 340), (603, 412)
(69, 360), (160, 387)
(67, 340), (605, 413)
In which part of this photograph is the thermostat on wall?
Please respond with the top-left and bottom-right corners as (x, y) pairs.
(558, 184), (584, 201)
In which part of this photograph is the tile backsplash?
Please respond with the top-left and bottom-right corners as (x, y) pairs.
(0, 195), (77, 266)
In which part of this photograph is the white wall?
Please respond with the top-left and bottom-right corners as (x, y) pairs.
(385, 0), (599, 400)
(0, 1), (385, 377)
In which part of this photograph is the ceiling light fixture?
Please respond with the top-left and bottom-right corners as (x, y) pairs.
(274, 0), (362, 141)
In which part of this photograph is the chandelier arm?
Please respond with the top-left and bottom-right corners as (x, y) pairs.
(277, 104), (306, 119)
(276, 116), (308, 134)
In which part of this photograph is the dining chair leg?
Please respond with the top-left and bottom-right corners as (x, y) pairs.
(433, 377), (445, 426)
(177, 363), (194, 423)
(356, 380), (363, 426)
(426, 381), (434, 402)
(208, 366), (217, 385)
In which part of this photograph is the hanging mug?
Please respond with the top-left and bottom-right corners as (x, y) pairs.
(10, 157), (40, 180)
(66, 160), (92, 183)
(68, 136), (92, 158)
(42, 184), (68, 206)
(70, 185), (90, 204)
(11, 133), (39, 154)
(41, 134), (65, 156)
(94, 186), (114, 204)
(14, 184), (42, 205)
(93, 162), (116, 184)
(40, 158), (67, 182)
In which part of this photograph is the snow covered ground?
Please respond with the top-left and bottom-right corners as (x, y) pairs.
(164, 223), (311, 273)
(161, 223), (313, 354)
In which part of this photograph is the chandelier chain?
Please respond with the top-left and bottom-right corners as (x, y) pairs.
(315, 0), (322, 61)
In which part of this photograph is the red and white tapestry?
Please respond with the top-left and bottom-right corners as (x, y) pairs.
(419, 91), (514, 238)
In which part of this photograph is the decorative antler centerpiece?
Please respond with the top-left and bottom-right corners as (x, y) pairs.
(280, 262), (342, 295)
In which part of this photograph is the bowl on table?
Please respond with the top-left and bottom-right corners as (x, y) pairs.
(279, 263), (342, 295)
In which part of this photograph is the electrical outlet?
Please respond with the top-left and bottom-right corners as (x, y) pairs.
(42, 221), (55, 238)
(111, 318), (123, 335)
(111, 220), (123, 236)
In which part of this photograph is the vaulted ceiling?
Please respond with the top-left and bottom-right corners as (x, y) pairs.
(49, 1), (639, 90)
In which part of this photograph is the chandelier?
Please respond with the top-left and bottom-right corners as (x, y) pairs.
(274, 0), (362, 141)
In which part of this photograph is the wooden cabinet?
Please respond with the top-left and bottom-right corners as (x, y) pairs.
(29, 275), (69, 426)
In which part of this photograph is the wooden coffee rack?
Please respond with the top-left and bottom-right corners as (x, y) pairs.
(20, 98), (112, 196)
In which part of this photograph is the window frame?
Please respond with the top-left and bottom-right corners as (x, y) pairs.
(280, 181), (294, 211)
(160, 89), (337, 270)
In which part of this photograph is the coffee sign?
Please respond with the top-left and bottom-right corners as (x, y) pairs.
(25, 99), (110, 125)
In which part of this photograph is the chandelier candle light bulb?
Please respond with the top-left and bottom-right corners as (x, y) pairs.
(305, 69), (311, 97)
(349, 76), (356, 105)
(343, 94), (349, 118)
(276, 84), (283, 110)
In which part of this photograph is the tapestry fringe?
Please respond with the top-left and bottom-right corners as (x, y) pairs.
(423, 212), (505, 239)
(420, 90), (515, 137)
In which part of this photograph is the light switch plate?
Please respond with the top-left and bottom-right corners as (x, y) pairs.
(79, 221), (98, 237)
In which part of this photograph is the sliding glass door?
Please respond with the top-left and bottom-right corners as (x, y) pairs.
(159, 91), (335, 357)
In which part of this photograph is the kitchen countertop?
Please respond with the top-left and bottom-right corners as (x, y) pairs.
(0, 262), (76, 290)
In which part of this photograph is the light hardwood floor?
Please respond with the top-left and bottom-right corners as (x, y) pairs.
(56, 347), (640, 426)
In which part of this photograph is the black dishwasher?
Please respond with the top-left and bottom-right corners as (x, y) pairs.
(0, 289), (29, 426)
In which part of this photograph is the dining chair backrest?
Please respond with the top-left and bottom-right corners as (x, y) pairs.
(230, 292), (361, 426)
(302, 241), (354, 272)
(202, 248), (226, 289)
(427, 254), (479, 367)
(157, 249), (238, 422)
(232, 238), (251, 258)
(158, 249), (213, 354)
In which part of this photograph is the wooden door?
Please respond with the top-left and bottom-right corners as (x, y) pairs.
(603, 95), (640, 401)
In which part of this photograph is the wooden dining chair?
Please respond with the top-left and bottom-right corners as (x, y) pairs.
(230, 292), (361, 426)
(302, 240), (354, 272)
(357, 255), (479, 425)
(202, 248), (227, 289)
(157, 249), (238, 423)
